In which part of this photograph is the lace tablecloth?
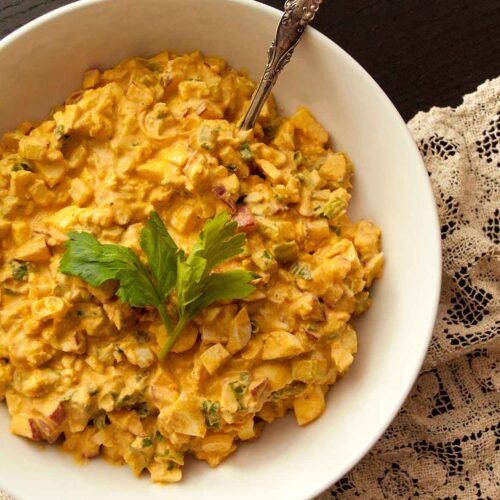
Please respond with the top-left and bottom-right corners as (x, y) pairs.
(1, 78), (499, 500)
(322, 76), (500, 499)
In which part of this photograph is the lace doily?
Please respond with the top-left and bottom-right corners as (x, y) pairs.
(321, 76), (500, 499)
(1, 79), (499, 500)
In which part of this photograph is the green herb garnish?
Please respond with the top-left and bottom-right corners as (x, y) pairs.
(10, 260), (28, 281)
(142, 437), (153, 447)
(318, 197), (347, 220)
(201, 400), (221, 429)
(198, 125), (217, 151)
(229, 372), (250, 409)
(290, 262), (312, 280)
(239, 143), (254, 161)
(60, 211), (255, 360)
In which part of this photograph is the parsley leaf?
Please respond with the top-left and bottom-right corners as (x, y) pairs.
(185, 270), (256, 319)
(140, 211), (179, 301)
(60, 211), (255, 362)
(60, 232), (163, 308)
(159, 213), (255, 358)
(189, 211), (246, 274)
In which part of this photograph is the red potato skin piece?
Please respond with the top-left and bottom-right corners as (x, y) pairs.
(233, 205), (256, 233)
(29, 419), (42, 441)
(48, 403), (66, 425)
(27, 403), (66, 443)
(304, 329), (321, 341)
(250, 378), (269, 399)
(212, 186), (236, 213)
(37, 419), (54, 439)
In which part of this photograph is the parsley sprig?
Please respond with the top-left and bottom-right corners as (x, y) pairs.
(60, 211), (255, 359)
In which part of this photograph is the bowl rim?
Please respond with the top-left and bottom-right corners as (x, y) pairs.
(0, 0), (442, 498)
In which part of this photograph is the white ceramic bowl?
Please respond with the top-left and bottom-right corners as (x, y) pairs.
(0, 0), (441, 498)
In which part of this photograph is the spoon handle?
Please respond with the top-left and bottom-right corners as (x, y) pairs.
(240, 0), (323, 130)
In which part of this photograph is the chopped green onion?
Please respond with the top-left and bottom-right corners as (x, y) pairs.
(10, 260), (28, 281)
(201, 400), (221, 429)
(239, 143), (254, 161)
(142, 437), (153, 447)
(290, 262), (312, 280)
(229, 372), (250, 409)
(318, 197), (347, 220)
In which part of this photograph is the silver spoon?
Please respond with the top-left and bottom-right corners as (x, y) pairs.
(240, 0), (324, 130)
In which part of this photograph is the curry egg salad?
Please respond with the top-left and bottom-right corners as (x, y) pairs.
(0, 51), (383, 483)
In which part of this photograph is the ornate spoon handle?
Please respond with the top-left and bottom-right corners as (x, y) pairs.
(240, 0), (323, 130)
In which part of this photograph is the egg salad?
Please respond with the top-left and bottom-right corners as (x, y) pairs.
(0, 51), (383, 483)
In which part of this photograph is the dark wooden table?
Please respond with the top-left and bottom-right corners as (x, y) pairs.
(1, 0), (499, 121)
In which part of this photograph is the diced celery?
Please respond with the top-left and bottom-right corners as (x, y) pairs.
(318, 196), (347, 220)
(273, 241), (299, 262)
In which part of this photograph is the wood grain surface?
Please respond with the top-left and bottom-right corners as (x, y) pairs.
(1, 0), (499, 121)
(263, 0), (500, 120)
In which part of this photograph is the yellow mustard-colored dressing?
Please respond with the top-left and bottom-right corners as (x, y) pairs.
(0, 51), (383, 483)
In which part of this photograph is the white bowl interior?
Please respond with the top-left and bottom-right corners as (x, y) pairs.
(0, 1), (441, 499)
